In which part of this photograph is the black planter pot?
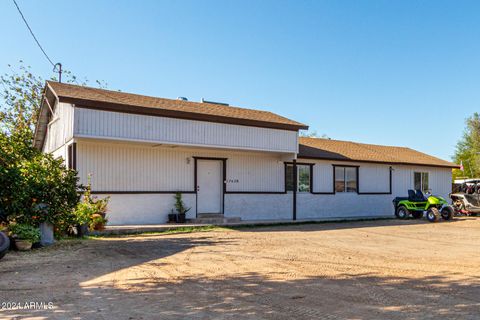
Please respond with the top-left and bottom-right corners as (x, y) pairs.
(177, 213), (186, 223)
(168, 213), (177, 223)
(77, 224), (90, 237)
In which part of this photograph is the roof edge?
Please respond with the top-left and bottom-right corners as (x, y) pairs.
(59, 96), (309, 131)
(297, 155), (460, 169)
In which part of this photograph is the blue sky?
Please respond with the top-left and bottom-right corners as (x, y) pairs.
(1, 0), (479, 161)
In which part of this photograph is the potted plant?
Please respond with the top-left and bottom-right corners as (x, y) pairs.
(9, 224), (41, 251)
(73, 176), (110, 235)
(174, 192), (191, 223)
(90, 213), (108, 231)
(168, 209), (177, 223)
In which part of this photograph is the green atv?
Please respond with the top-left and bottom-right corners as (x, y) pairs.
(393, 189), (455, 222)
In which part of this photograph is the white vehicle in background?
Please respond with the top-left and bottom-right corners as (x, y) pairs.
(451, 179), (480, 215)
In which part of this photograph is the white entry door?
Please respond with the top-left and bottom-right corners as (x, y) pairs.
(197, 160), (223, 214)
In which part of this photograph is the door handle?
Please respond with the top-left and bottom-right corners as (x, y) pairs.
(196, 186), (200, 192)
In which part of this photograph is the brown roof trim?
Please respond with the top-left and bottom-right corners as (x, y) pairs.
(58, 97), (308, 132)
(298, 156), (460, 169)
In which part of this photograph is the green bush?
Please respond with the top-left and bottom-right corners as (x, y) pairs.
(0, 131), (81, 235)
(9, 223), (41, 243)
(73, 177), (109, 231)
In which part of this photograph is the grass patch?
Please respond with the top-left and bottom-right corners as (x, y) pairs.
(87, 217), (394, 237)
(88, 225), (223, 238)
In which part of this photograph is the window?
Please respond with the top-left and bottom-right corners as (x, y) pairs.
(286, 164), (294, 191)
(298, 165), (311, 192)
(285, 164), (311, 192)
(335, 166), (357, 193)
(414, 172), (429, 192)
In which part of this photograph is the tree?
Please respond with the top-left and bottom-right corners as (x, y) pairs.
(0, 62), (106, 235)
(0, 61), (106, 140)
(453, 113), (480, 179)
(299, 130), (330, 139)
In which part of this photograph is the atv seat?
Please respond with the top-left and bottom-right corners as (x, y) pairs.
(408, 189), (427, 202)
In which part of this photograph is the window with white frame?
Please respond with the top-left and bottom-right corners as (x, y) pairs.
(285, 164), (311, 192)
(335, 166), (357, 193)
(414, 172), (429, 192)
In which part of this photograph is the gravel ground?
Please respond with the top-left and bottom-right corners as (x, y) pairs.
(1, 217), (480, 320)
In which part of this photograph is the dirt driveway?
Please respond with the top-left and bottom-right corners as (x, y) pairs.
(1, 218), (480, 319)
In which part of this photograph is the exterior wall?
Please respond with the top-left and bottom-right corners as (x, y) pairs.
(76, 140), (286, 192)
(96, 193), (196, 225)
(76, 140), (289, 224)
(75, 141), (452, 225)
(43, 102), (74, 153)
(74, 107), (298, 153)
(224, 194), (292, 220)
(297, 159), (453, 219)
(51, 144), (68, 161)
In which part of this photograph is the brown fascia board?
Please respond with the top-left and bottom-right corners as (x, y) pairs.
(33, 84), (58, 150)
(297, 155), (460, 169)
(58, 96), (309, 132)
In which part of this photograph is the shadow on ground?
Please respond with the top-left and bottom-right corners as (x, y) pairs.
(0, 220), (479, 320)
(225, 216), (472, 233)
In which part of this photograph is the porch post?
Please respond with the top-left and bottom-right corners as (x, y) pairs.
(293, 159), (297, 221)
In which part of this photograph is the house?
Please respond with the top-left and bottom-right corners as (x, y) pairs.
(34, 81), (458, 224)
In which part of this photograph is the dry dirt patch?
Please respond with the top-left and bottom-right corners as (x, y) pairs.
(1, 218), (480, 319)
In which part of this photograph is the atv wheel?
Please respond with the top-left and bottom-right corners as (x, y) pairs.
(441, 206), (454, 220)
(395, 206), (409, 219)
(0, 232), (10, 260)
(411, 211), (423, 219)
(426, 208), (440, 222)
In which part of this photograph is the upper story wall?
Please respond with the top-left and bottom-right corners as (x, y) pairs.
(73, 107), (299, 153)
(43, 102), (74, 153)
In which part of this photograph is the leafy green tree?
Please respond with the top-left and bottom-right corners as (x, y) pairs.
(0, 61), (106, 138)
(300, 130), (330, 139)
(453, 113), (480, 179)
(0, 62), (106, 235)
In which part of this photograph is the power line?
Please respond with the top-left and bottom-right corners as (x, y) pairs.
(12, 0), (55, 67)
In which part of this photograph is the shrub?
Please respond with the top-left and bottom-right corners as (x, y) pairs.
(9, 223), (41, 243)
(0, 131), (81, 235)
(73, 175), (109, 231)
(174, 192), (190, 215)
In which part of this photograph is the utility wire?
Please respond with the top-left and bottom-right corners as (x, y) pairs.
(12, 0), (55, 67)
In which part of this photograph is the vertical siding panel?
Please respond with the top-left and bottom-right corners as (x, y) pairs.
(77, 141), (287, 192)
(73, 108), (297, 153)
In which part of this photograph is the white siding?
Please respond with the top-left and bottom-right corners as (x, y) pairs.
(74, 108), (298, 153)
(43, 102), (74, 153)
(51, 144), (67, 161)
(76, 140), (286, 192)
(76, 141), (452, 224)
(97, 194), (196, 225)
(359, 164), (390, 193)
(225, 194), (292, 220)
(297, 158), (453, 219)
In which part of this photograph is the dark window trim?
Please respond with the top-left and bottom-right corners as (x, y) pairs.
(67, 144), (73, 169)
(333, 164), (359, 194)
(67, 142), (77, 170)
(90, 191), (196, 194)
(285, 162), (314, 193)
(225, 191), (287, 194)
(357, 166), (393, 195)
(310, 164), (392, 195)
